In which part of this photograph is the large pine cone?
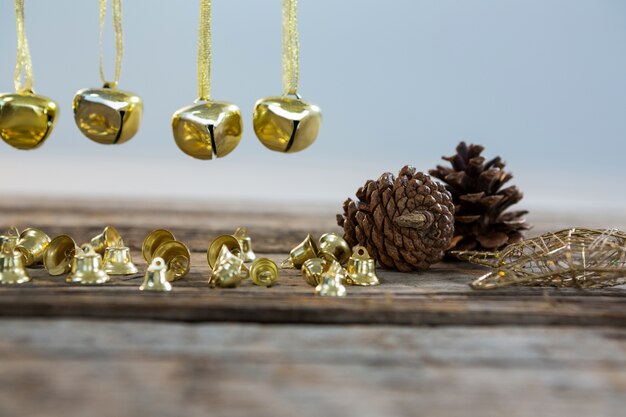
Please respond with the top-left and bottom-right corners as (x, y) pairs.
(429, 141), (531, 252)
(337, 166), (454, 272)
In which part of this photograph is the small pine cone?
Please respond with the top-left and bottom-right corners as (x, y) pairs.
(337, 166), (454, 272)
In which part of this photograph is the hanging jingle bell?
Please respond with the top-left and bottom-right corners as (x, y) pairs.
(250, 258), (279, 287)
(15, 228), (51, 267)
(0, 245), (31, 284)
(302, 257), (329, 287)
(253, 95), (321, 153)
(139, 257), (172, 292)
(142, 229), (176, 263)
(315, 260), (347, 297)
(318, 232), (351, 265)
(281, 234), (318, 269)
(0, 91), (59, 150)
(73, 84), (143, 145)
(43, 235), (79, 276)
(346, 246), (380, 286)
(90, 226), (124, 255)
(172, 101), (243, 160)
(103, 246), (139, 275)
(207, 234), (242, 269)
(234, 227), (256, 263)
(0, 227), (20, 250)
(210, 245), (246, 288)
(152, 240), (191, 281)
(66, 244), (110, 285)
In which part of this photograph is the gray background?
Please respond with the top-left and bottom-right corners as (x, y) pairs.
(0, 0), (624, 210)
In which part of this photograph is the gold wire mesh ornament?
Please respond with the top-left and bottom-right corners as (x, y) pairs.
(73, 0), (143, 145)
(0, 0), (58, 151)
(252, 0), (321, 154)
(172, 0), (243, 160)
(456, 228), (626, 290)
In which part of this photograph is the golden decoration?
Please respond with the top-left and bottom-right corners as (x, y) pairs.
(103, 246), (138, 275)
(302, 257), (329, 287)
(44, 235), (79, 276)
(234, 227), (256, 263)
(0, 244), (31, 284)
(318, 232), (351, 265)
(66, 244), (110, 285)
(15, 227), (50, 267)
(142, 229), (176, 262)
(152, 240), (191, 282)
(90, 226), (124, 255)
(315, 260), (346, 297)
(140, 257), (172, 292)
(207, 234), (241, 269)
(346, 246), (379, 286)
(210, 246), (246, 288)
(250, 258), (279, 287)
(281, 234), (318, 269)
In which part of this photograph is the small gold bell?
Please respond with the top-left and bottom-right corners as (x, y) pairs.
(142, 229), (176, 262)
(172, 101), (243, 160)
(281, 234), (318, 269)
(90, 226), (124, 255)
(318, 232), (351, 265)
(315, 260), (347, 297)
(0, 246), (31, 284)
(346, 246), (380, 286)
(302, 257), (329, 287)
(15, 228), (51, 267)
(250, 258), (278, 287)
(253, 96), (321, 153)
(0, 227), (20, 250)
(207, 234), (241, 269)
(152, 240), (191, 281)
(139, 257), (172, 292)
(73, 85), (143, 145)
(0, 91), (58, 150)
(234, 227), (256, 263)
(103, 246), (139, 275)
(210, 246), (246, 288)
(66, 244), (110, 285)
(44, 235), (79, 276)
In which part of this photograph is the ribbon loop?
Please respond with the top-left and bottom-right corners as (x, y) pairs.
(282, 0), (299, 96)
(197, 0), (212, 101)
(13, 0), (34, 93)
(99, 0), (124, 87)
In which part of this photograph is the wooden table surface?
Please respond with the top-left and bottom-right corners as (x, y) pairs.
(1, 198), (625, 417)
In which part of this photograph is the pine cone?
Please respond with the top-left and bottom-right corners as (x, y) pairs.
(429, 141), (531, 252)
(337, 166), (454, 272)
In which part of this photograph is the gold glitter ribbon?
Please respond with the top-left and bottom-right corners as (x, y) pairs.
(282, 0), (299, 96)
(13, 0), (34, 93)
(99, 0), (124, 87)
(197, 0), (211, 101)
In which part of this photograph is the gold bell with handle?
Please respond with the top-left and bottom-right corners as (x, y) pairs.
(315, 260), (347, 297)
(15, 228), (51, 267)
(90, 226), (124, 255)
(250, 258), (279, 287)
(234, 227), (256, 263)
(346, 246), (380, 286)
(281, 234), (318, 269)
(103, 246), (139, 275)
(0, 91), (59, 150)
(152, 240), (191, 282)
(142, 229), (176, 263)
(210, 246), (247, 288)
(207, 234), (242, 269)
(44, 235), (79, 276)
(0, 227), (20, 250)
(0, 244), (31, 285)
(66, 244), (110, 285)
(139, 257), (172, 292)
(302, 257), (329, 287)
(318, 233), (351, 265)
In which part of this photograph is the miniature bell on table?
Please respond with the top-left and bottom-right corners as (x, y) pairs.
(139, 257), (172, 292)
(152, 240), (191, 281)
(66, 244), (110, 285)
(207, 234), (242, 269)
(234, 227), (256, 263)
(0, 244), (31, 284)
(15, 228), (51, 267)
(302, 257), (329, 287)
(346, 246), (380, 286)
(250, 258), (279, 287)
(318, 232), (351, 265)
(103, 246), (138, 275)
(89, 226), (124, 255)
(210, 246), (247, 288)
(142, 229), (176, 263)
(44, 235), (79, 276)
(315, 260), (347, 297)
(0, 227), (20, 250)
(281, 234), (318, 269)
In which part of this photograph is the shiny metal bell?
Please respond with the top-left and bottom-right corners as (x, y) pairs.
(346, 246), (380, 286)
(234, 227), (256, 263)
(281, 234), (318, 269)
(139, 257), (172, 292)
(315, 260), (347, 297)
(172, 101), (243, 160)
(318, 232), (351, 265)
(250, 258), (278, 287)
(15, 228), (51, 267)
(253, 96), (321, 153)
(207, 234), (241, 269)
(73, 85), (143, 145)
(0, 227), (20, 251)
(0, 246), (31, 284)
(152, 240), (191, 282)
(0, 91), (58, 150)
(90, 226), (124, 255)
(210, 245), (246, 288)
(142, 229), (176, 263)
(66, 244), (110, 285)
(302, 257), (329, 287)
(103, 246), (139, 275)
(44, 235), (79, 276)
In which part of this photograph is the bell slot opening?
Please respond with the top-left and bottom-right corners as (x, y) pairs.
(208, 124), (218, 157)
(285, 120), (300, 153)
(113, 111), (126, 144)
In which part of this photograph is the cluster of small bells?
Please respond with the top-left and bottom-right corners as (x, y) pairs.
(0, 226), (378, 296)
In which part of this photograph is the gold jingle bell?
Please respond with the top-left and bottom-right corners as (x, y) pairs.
(346, 246), (380, 286)
(302, 257), (329, 287)
(318, 233), (351, 265)
(250, 258), (279, 287)
(90, 226), (124, 255)
(234, 227), (256, 263)
(207, 234), (241, 269)
(253, 96), (321, 153)
(142, 229), (176, 263)
(103, 246), (139, 275)
(139, 257), (172, 292)
(152, 240), (191, 282)
(66, 244), (110, 285)
(315, 260), (347, 297)
(172, 101), (243, 160)
(0, 227), (20, 250)
(0, 91), (58, 150)
(44, 235), (79, 276)
(210, 245), (246, 288)
(281, 234), (318, 269)
(0, 246), (31, 284)
(16, 228), (51, 267)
